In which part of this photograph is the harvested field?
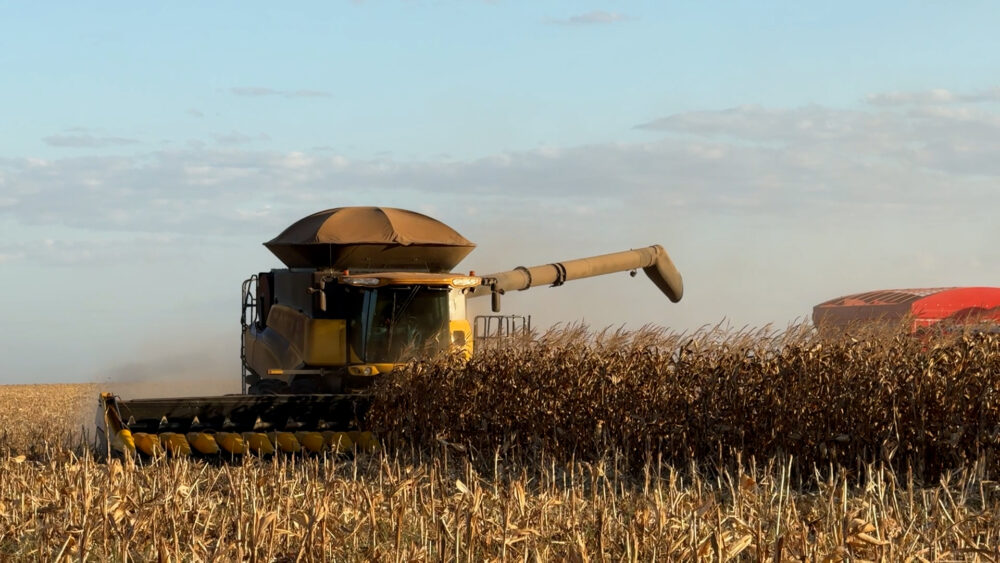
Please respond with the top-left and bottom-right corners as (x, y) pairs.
(1, 328), (999, 560)
(0, 383), (97, 458)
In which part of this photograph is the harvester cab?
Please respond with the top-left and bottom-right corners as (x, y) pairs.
(97, 206), (683, 458)
(240, 269), (480, 395)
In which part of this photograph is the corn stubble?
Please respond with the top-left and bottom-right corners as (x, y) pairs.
(1, 327), (999, 561)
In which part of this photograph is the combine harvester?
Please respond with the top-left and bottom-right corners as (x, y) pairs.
(96, 207), (683, 457)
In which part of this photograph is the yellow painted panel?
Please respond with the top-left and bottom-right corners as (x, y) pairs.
(295, 432), (325, 453)
(304, 319), (347, 366)
(348, 431), (379, 453)
(116, 430), (135, 453)
(133, 433), (162, 456)
(186, 432), (220, 455)
(323, 431), (353, 453)
(160, 433), (191, 456)
(216, 432), (246, 455)
(450, 319), (474, 358)
(268, 431), (301, 453)
(242, 432), (274, 455)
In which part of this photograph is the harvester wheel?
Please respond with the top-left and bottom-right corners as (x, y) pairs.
(290, 375), (322, 394)
(248, 378), (290, 395)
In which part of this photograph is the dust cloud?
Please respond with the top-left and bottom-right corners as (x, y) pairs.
(94, 332), (241, 399)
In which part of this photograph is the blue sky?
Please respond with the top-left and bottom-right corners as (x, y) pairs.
(2, 1), (1000, 385)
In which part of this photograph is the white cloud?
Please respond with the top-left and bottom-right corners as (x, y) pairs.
(547, 11), (630, 25)
(865, 87), (1000, 106)
(229, 87), (333, 98)
(4, 88), (1000, 331)
(0, 231), (237, 269)
(290, 89), (334, 98)
(43, 134), (140, 148)
(211, 131), (271, 146)
(866, 89), (960, 106)
(230, 87), (281, 97)
(0, 252), (25, 264)
(5, 95), (1000, 240)
(636, 101), (1000, 183)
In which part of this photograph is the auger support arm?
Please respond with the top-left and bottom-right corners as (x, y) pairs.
(470, 244), (683, 304)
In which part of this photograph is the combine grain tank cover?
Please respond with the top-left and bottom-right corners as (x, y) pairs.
(265, 207), (476, 271)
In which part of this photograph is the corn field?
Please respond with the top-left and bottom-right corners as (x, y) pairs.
(1, 326), (1000, 560)
(372, 325), (1000, 482)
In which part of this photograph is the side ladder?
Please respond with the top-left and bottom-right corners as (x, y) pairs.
(240, 275), (258, 395)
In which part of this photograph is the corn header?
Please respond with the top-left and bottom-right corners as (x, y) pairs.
(97, 207), (683, 457)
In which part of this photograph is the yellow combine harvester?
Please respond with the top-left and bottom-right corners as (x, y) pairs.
(96, 207), (683, 457)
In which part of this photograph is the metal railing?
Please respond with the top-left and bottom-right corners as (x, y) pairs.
(240, 275), (258, 395)
(473, 314), (532, 350)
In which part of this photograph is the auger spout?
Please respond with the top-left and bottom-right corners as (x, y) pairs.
(469, 244), (683, 303)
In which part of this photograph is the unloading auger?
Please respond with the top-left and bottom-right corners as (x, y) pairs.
(96, 207), (683, 457)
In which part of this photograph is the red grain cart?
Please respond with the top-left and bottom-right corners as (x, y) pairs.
(813, 287), (1000, 334)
